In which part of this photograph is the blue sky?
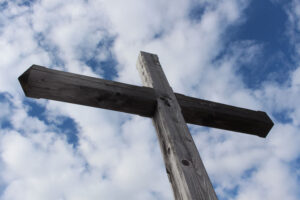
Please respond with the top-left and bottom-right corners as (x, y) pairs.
(0, 0), (300, 199)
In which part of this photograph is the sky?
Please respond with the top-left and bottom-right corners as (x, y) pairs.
(0, 0), (300, 199)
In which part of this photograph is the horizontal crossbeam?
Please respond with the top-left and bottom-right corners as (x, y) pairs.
(19, 65), (273, 137)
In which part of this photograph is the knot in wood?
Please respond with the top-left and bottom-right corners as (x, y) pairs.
(159, 96), (172, 107)
(181, 159), (190, 166)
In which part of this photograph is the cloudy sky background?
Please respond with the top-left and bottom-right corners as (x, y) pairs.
(0, 0), (300, 199)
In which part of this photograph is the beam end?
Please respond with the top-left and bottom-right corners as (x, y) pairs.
(18, 66), (33, 97)
(258, 112), (274, 138)
(18, 65), (42, 98)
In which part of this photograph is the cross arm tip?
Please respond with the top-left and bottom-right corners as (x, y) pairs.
(18, 67), (31, 97)
(257, 112), (274, 138)
(18, 65), (42, 98)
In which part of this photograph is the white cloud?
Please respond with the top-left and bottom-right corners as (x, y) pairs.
(0, 0), (300, 199)
(0, 102), (10, 122)
(236, 158), (299, 200)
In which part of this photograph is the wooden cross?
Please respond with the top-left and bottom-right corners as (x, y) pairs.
(19, 51), (273, 200)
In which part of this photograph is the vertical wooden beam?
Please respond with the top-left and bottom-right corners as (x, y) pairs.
(137, 52), (218, 200)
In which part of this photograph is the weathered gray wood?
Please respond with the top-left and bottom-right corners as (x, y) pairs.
(176, 93), (273, 138)
(18, 65), (273, 137)
(19, 65), (157, 117)
(19, 52), (274, 200)
(137, 52), (218, 200)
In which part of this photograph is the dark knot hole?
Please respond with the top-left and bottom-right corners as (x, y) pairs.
(181, 159), (190, 166)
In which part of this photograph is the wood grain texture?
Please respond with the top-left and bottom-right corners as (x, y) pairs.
(137, 51), (218, 200)
(176, 93), (273, 138)
(18, 65), (157, 117)
(18, 65), (273, 137)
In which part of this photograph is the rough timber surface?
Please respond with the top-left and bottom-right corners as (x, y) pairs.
(137, 51), (218, 200)
(176, 93), (273, 138)
(18, 65), (273, 137)
(18, 65), (157, 117)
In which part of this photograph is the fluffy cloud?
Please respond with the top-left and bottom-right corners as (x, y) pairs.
(0, 0), (300, 199)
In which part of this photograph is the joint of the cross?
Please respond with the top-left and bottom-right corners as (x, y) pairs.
(160, 96), (171, 107)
